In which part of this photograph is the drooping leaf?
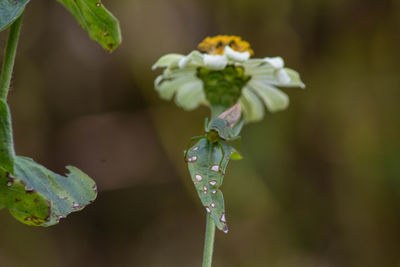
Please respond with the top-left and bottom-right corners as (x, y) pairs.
(187, 138), (236, 233)
(0, 0), (29, 32)
(0, 156), (97, 226)
(57, 0), (121, 52)
(0, 99), (16, 173)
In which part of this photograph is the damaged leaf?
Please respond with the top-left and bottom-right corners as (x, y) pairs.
(0, 156), (97, 226)
(0, 0), (30, 32)
(57, 0), (122, 52)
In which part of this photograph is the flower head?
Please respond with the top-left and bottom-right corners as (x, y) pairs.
(198, 35), (254, 56)
(153, 35), (305, 122)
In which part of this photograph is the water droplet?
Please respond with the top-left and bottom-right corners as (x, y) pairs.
(192, 146), (200, 151)
(205, 206), (211, 213)
(203, 186), (208, 194)
(188, 156), (198, 162)
(195, 174), (203, 181)
(222, 225), (229, 234)
(212, 190), (217, 194)
(93, 184), (98, 193)
(220, 213), (226, 222)
(56, 215), (65, 222)
(72, 203), (81, 209)
(6, 181), (12, 187)
(210, 164), (219, 172)
(96, 2), (102, 7)
(209, 180), (217, 186)
(211, 202), (215, 208)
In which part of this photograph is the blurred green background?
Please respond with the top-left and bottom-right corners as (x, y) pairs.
(1, 0), (400, 266)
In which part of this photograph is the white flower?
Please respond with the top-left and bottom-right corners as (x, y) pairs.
(153, 36), (305, 122)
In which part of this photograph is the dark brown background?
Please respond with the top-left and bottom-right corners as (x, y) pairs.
(0, 0), (400, 266)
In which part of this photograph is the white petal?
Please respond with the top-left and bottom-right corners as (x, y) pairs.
(243, 59), (275, 76)
(249, 80), (289, 112)
(276, 69), (291, 84)
(152, 54), (184, 70)
(178, 57), (191, 69)
(224, 46), (250, 62)
(155, 76), (197, 100)
(239, 87), (265, 122)
(203, 54), (228, 70)
(250, 74), (282, 87)
(245, 65), (275, 77)
(243, 59), (266, 68)
(264, 57), (284, 69)
(167, 68), (196, 79)
(175, 80), (206, 110)
(283, 68), (306, 88)
(154, 75), (163, 87)
(251, 70), (304, 88)
(179, 51), (203, 69)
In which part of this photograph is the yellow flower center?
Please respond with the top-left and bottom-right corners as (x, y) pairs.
(198, 35), (254, 56)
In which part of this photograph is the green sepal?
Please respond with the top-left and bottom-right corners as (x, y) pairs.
(0, 99), (16, 174)
(0, 0), (29, 32)
(0, 156), (97, 226)
(57, 0), (122, 52)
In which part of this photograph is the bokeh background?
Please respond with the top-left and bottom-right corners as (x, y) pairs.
(1, 0), (400, 266)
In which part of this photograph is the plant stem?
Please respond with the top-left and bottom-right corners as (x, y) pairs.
(202, 214), (216, 267)
(0, 13), (24, 100)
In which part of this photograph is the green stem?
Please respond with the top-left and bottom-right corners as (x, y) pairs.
(0, 13), (24, 100)
(202, 214), (216, 267)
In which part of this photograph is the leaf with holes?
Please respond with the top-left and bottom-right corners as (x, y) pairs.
(0, 156), (97, 226)
(57, 0), (121, 52)
(0, 99), (16, 173)
(187, 138), (237, 233)
(0, 0), (30, 32)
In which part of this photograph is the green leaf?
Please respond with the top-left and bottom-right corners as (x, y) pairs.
(0, 156), (97, 226)
(0, 0), (29, 32)
(0, 99), (16, 173)
(187, 138), (236, 233)
(57, 0), (121, 52)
